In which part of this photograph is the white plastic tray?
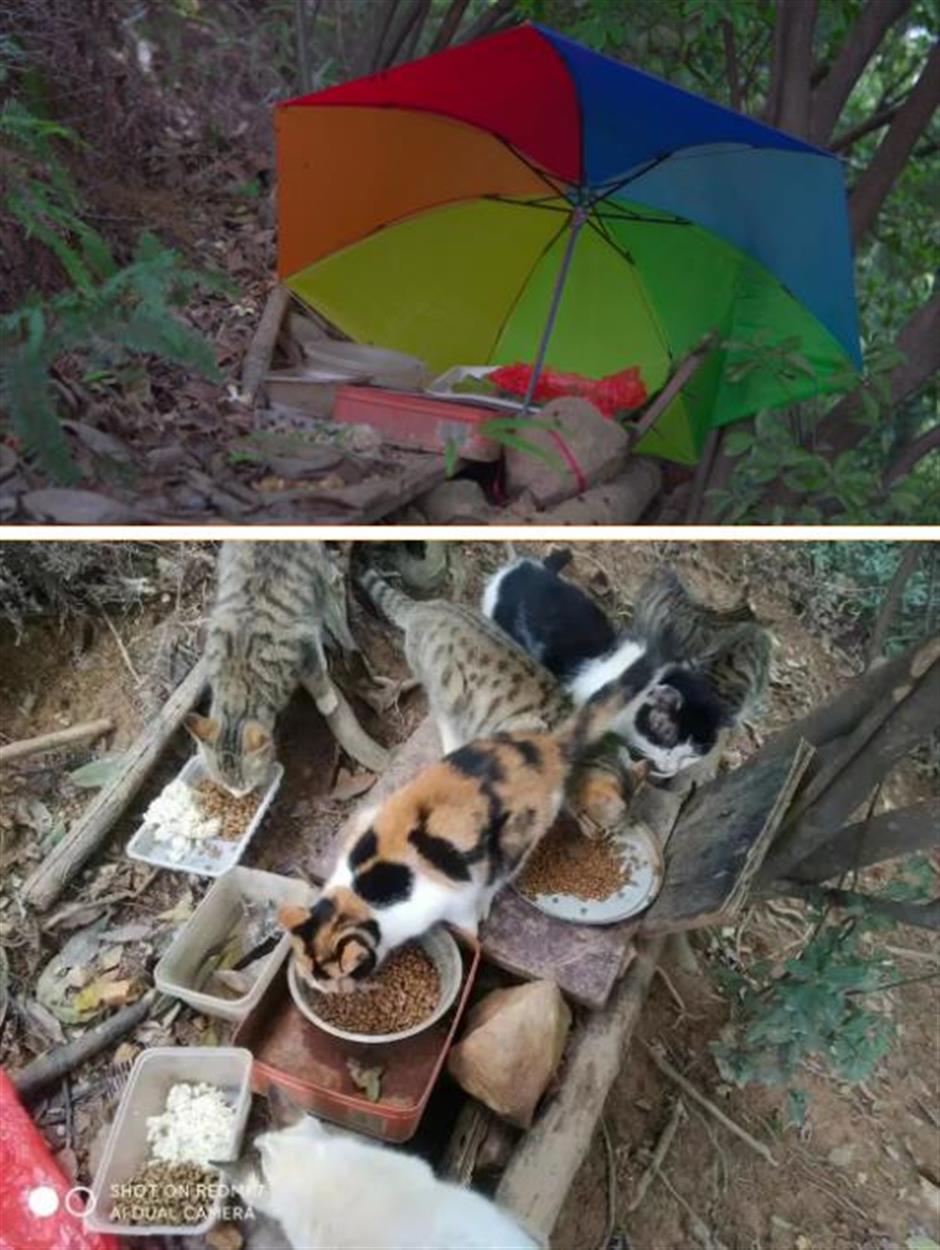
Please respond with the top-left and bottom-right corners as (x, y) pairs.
(126, 756), (283, 878)
(84, 1046), (253, 1238)
(155, 866), (314, 1022)
(515, 821), (664, 925)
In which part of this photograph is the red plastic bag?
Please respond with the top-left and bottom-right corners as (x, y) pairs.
(488, 362), (647, 415)
(0, 1068), (117, 1250)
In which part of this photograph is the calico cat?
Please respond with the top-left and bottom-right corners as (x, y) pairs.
(358, 567), (568, 753)
(279, 645), (702, 988)
(484, 559), (769, 764)
(185, 541), (348, 795)
(220, 1087), (539, 1250)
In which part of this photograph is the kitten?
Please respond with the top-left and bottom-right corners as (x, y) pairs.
(279, 646), (693, 988)
(358, 567), (568, 753)
(185, 541), (347, 795)
(220, 1088), (539, 1250)
(482, 548), (616, 683)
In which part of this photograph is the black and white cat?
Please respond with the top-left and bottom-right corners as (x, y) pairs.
(483, 554), (769, 779)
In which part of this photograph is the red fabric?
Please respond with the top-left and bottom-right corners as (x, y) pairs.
(489, 363), (648, 415)
(0, 1069), (117, 1250)
(282, 26), (580, 184)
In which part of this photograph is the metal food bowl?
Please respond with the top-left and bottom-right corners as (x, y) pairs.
(287, 926), (463, 1045)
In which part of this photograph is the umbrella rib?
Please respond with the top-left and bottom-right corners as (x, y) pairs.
(486, 216), (570, 367)
(586, 214), (675, 366)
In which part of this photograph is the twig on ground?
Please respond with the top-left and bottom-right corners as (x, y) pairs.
(655, 1169), (730, 1250)
(62, 1074), (73, 1150)
(627, 1097), (685, 1213)
(596, 1118), (617, 1250)
(654, 964), (688, 1016)
(641, 1042), (778, 1167)
(101, 610), (143, 686)
(13, 990), (163, 1102)
(0, 718), (114, 764)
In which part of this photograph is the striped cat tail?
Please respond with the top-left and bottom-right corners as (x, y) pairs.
(358, 568), (416, 627)
(556, 650), (659, 763)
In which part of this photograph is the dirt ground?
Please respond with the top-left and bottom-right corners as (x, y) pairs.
(0, 540), (937, 1250)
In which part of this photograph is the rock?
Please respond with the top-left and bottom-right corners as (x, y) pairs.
(447, 981), (571, 1128)
(419, 479), (492, 525)
(503, 396), (629, 507)
(532, 459), (662, 524)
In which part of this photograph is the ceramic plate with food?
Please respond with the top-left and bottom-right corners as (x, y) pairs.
(514, 820), (663, 925)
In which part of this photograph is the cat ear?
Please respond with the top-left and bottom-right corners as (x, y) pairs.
(242, 721), (272, 755)
(266, 1083), (308, 1129)
(184, 712), (219, 745)
(278, 904), (309, 933)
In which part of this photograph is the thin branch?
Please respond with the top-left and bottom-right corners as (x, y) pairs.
(458, 0), (516, 45)
(380, 0), (428, 68)
(850, 40), (940, 246)
(866, 544), (926, 665)
(884, 423), (940, 489)
(830, 102), (903, 152)
(430, 0), (472, 53)
(627, 333), (717, 450)
(777, 799), (940, 886)
(400, 0), (432, 62)
(370, 0), (403, 71)
(722, 19), (742, 112)
(810, 0), (913, 143)
(685, 427), (721, 524)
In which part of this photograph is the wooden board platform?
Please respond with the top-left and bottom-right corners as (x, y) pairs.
(640, 738), (814, 934)
(306, 719), (638, 1011)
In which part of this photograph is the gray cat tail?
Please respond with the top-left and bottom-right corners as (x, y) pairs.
(557, 650), (659, 764)
(358, 567), (415, 627)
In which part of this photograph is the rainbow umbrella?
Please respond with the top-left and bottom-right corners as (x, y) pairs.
(275, 24), (860, 464)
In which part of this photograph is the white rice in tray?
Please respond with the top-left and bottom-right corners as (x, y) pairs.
(144, 779), (220, 863)
(146, 1082), (237, 1166)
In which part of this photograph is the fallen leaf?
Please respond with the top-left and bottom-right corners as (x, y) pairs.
(330, 770), (377, 802)
(103, 922), (153, 944)
(158, 890), (194, 924)
(22, 488), (131, 524)
(68, 754), (127, 789)
(346, 1058), (384, 1102)
(112, 1041), (139, 1067)
(19, 998), (67, 1046)
(73, 977), (136, 1015)
(99, 946), (123, 971)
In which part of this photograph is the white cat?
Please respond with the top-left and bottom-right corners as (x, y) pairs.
(221, 1089), (540, 1250)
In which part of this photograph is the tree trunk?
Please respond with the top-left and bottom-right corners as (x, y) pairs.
(884, 422), (940, 489)
(810, 0), (913, 144)
(764, 0), (819, 135)
(849, 40), (940, 245)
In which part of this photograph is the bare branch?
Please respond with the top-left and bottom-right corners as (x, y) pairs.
(430, 0), (472, 53)
(830, 102), (903, 152)
(627, 334), (718, 450)
(370, 0), (403, 71)
(810, 0), (913, 144)
(380, 0), (429, 68)
(722, 19), (743, 112)
(776, 799), (940, 885)
(866, 544), (926, 665)
(884, 423), (940, 489)
(458, 0), (517, 45)
(850, 40), (940, 245)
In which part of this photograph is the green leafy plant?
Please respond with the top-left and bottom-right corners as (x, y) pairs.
(711, 903), (902, 1119)
(1, 80), (225, 483)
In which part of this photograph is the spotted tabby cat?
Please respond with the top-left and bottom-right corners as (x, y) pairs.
(280, 646), (684, 990)
(185, 542), (345, 795)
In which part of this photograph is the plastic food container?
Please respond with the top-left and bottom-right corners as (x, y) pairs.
(287, 926), (462, 1043)
(155, 867), (315, 1023)
(333, 386), (501, 462)
(84, 1047), (253, 1239)
(234, 930), (480, 1143)
(126, 756), (283, 877)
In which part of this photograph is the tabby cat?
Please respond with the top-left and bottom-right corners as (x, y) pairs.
(279, 645), (694, 989)
(358, 567), (568, 753)
(185, 541), (344, 795)
(220, 1087), (539, 1250)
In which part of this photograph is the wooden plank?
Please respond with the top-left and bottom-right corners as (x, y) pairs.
(306, 718), (639, 1010)
(640, 739), (814, 936)
(496, 938), (664, 1241)
(22, 659), (208, 912)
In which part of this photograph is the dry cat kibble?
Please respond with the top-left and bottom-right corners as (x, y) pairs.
(518, 826), (628, 901)
(196, 779), (260, 842)
(110, 1161), (216, 1227)
(305, 944), (441, 1035)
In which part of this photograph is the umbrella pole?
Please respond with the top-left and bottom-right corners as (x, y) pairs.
(520, 207), (588, 413)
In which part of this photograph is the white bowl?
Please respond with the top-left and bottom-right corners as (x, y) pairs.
(287, 927), (462, 1045)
